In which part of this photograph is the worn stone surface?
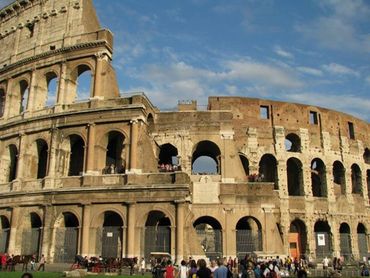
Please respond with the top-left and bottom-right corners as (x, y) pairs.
(0, 0), (369, 264)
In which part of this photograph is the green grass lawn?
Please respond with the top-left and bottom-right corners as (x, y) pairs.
(0, 272), (153, 278)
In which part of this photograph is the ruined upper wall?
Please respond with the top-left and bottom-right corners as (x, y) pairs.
(0, 0), (103, 66)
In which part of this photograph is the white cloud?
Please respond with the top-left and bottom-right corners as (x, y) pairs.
(322, 63), (360, 77)
(297, 66), (323, 77)
(274, 46), (294, 59)
(285, 92), (370, 121)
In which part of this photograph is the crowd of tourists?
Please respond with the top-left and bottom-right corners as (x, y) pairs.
(148, 255), (310, 278)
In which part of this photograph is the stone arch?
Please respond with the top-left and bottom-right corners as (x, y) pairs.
(314, 220), (332, 259)
(99, 130), (126, 174)
(0, 215), (10, 253)
(70, 64), (93, 102)
(58, 134), (85, 177)
(239, 153), (249, 177)
(45, 71), (58, 107)
(0, 87), (5, 118)
(287, 157), (304, 196)
(26, 139), (48, 179)
(289, 219), (307, 259)
(364, 148), (370, 164)
(144, 210), (171, 259)
(193, 216), (223, 259)
(285, 133), (301, 152)
(333, 161), (346, 195)
(367, 170), (370, 202)
(21, 212), (42, 256)
(96, 211), (124, 258)
(147, 113), (154, 133)
(235, 216), (262, 257)
(351, 164), (362, 194)
(0, 144), (19, 183)
(357, 223), (368, 260)
(339, 222), (352, 260)
(192, 140), (221, 175)
(258, 154), (278, 188)
(53, 212), (79, 263)
(158, 143), (178, 171)
(311, 158), (327, 197)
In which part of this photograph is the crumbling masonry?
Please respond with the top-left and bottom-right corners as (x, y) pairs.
(0, 0), (369, 263)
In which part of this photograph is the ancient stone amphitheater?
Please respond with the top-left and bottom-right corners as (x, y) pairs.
(0, 0), (369, 264)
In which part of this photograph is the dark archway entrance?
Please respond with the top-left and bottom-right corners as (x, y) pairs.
(314, 221), (332, 259)
(289, 219), (307, 259)
(236, 216), (262, 258)
(21, 213), (42, 257)
(144, 211), (171, 260)
(339, 223), (352, 260)
(101, 211), (123, 258)
(193, 216), (222, 260)
(357, 223), (368, 260)
(54, 212), (79, 263)
(0, 216), (10, 253)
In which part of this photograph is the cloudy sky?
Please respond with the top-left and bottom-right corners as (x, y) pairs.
(91, 0), (370, 122)
(1, 0), (368, 121)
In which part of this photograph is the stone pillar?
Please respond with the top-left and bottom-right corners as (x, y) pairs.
(43, 128), (58, 189)
(277, 159), (288, 198)
(176, 201), (185, 262)
(41, 205), (54, 261)
(223, 207), (235, 257)
(81, 204), (91, 257)
(15, 133), (26, 183)
(262, 205), (275, 253)
(129, 120), (140, 173)
(55, 62), (67, 110)
(220, 130), (235, 183)
(171, 226), (176, 260)
(306, 218), (316, 258)
(7, 206), (21, 255)
(25, 70), (37, 113)
(85, 123), (97, 175)
(92, 53), (105, 99)
(330, 220), (340, 258)
(126, 202), (136, 257)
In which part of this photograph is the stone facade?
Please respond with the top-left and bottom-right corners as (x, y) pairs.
(0, 0), (369, 264)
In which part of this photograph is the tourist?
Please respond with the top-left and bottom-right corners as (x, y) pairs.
(177, 260), (188, 278)
(197, 259), (211, 278)
(213, 259), (228, 278)
(37, 254), (46, 271)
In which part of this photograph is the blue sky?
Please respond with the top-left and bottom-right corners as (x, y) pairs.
(92, 0), (370, 122)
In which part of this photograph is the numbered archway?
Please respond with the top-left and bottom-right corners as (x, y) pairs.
(100, 211), (123, 258)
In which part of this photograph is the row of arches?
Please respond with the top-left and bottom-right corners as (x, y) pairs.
(0, 64), (93, 118)
(1, 130), (126, 183)
(1, 211), (368, 262)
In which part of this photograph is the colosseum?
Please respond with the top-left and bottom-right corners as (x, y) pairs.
(0, 0), (369, 264)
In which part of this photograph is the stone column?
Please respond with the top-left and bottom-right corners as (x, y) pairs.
(223, 207), (235, 257)
(25, 70), (37, 113)
(55, 62), (67, 111)
(176, 201), (185, 262)
(126, 202), (136, 257)
(81, 204), (91, 257)
(92, 53), (105, 99)
(85, 123), (97, 175)
(44, 128), (58, 189)
(220, 130), (235, 183)
(7, 206), (21, 255)
(129, 120), (140, 173)
(41, 205), (54, 261)
(262, 205), (275, 253)
(14, 133), (26, 188)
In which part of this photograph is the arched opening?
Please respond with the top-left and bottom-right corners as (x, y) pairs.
(68, 135), (85, 176)
(192, 141), (221, 175)
(367, 170), (370, 202)
(36, 139), (48, 179)
(357, 223), (368, 260)
(45, 72), (58, 107)
(311, 158), (327, 197)
(289, 219), (307, 259)
(258, 154), (278, 188)
(285, 133), (301, 152)
(21, 213), (42, 257)
(100, 211), (123, 258)
(333, 161), (346, 195)
(8, 144), (18, 182)
(236, 216), (262, 258)
(0, 88), (5, 117)
(193, 216), (222, 259)
(339, 223), (352, 260)
(287, 158), (304, 196)
(104, 131), (125, 174)
(351, 164), (362, 194)
(145, 211), (171, 260)
(314, 221), (332, 259)
(0, 215), (10, 253)
(76, 65), (92, 101)
(239, 154), (249, 177)
(147, 114), (154, 133)
(158, 143), (179, 172)
(19, 80), (29, 113)
(54, 212), (79, 263)
(364, 148), (370, 164)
